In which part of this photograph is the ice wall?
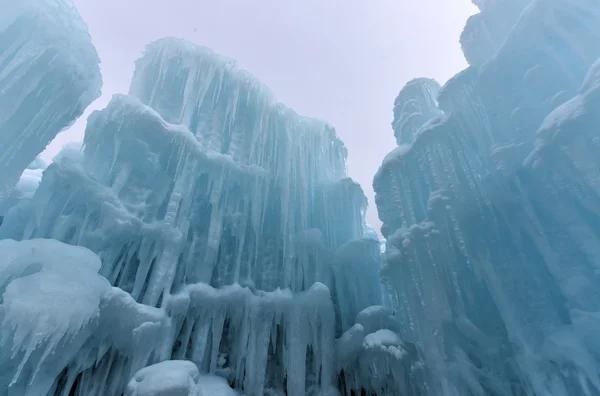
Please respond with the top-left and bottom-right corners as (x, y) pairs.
(0, 0), (102, 194)
(0, 38), (401, 396)
(375, 0), (600, 394)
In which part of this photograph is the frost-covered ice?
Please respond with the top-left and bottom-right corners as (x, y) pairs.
(0, 0), (102, 194)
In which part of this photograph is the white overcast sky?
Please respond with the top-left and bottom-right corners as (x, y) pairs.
(46, 0), (477, 231)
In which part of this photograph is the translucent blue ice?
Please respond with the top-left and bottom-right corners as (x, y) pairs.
(0, 0), (101, 194)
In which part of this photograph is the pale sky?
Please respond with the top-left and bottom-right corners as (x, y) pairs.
(45, 0), (477, 231)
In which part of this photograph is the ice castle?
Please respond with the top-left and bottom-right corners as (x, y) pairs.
(1, 0), (600, 395)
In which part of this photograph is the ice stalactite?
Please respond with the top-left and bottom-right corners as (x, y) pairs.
(166, 282), (336, 396)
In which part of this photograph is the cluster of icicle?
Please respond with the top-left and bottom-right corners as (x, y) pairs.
(0, 26), (419, 395)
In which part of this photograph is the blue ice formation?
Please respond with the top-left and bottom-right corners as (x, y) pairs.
(375, 0), (600, 394)
(0, 0), (102, 194)
(0, 37), (403, 396)
(0, 156), (46, 215)
(2, 0), (600, 394)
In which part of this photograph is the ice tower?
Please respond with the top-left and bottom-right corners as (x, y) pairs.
(375, 0), (600, 394)
(0, 0), (102, 194)
(0, 36), (416, 396)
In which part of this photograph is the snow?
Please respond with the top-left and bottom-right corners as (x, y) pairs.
(526, 57), (600, 168)
(363, 330), (405, 359)
(0, 0), (101, 194)
(126, 360), (239, 396)
(460, 0), (531, 67)
(127, 361), (202, 396)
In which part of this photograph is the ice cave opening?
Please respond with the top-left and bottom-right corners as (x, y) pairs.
(2, 0), (600, 395)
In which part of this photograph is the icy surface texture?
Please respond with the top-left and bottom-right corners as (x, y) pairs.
(392, 78), (442, 145)
(0, 38), (387, 395)
(375, 1), (600, 394)
(0, 0), (101, 193)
